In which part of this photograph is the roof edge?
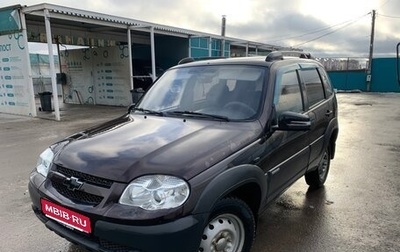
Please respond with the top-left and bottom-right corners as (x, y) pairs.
(16, 2), (294, 51)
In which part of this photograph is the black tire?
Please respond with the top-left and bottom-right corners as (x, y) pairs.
(305, 146), (331, 188)
(198, 198), (255, 252)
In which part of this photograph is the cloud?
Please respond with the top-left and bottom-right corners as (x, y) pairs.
(3, 0), (400, 57)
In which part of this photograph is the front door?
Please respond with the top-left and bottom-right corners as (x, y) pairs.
(260, 66), (310, 200)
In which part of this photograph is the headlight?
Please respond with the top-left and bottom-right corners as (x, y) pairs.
(36, 148), (54, 177)
(119, 175), (190, 210)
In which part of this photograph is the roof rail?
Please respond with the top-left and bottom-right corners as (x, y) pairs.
(265, 51), (313, 62)
(178, 57), (195, 64)
(178, 56), (226, 65)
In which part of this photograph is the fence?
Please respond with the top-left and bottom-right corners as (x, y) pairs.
(317, 57), (400, 93)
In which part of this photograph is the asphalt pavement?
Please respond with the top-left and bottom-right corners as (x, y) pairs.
(0, 93), (399, 252)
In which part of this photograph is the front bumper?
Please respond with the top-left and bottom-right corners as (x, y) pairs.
(28, 174), (207, 252)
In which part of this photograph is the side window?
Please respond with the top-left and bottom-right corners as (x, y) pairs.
(302, 68), (325, 107)
(318, 67), (333, 97)
(274, 70), (303, 115)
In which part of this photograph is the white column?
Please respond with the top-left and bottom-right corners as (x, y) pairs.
(150, 26), (156, 81)
(44, 9), (60, 121)
(20, 11), (37, 117)
(127, 28), (134, 90)
(209, 37), (212, 57)
(221, 39), (225, 57)
(188, 36), (191, 57)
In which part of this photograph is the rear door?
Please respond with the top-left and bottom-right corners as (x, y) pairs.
(299, 64), (333, 169)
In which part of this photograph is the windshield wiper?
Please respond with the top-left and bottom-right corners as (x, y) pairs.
(167, 111), (229, 121)
(132, 107), (164, 116)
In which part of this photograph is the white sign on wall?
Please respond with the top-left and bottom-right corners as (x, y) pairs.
(0, 32), (35, 116)
(60, 46), (131, 106)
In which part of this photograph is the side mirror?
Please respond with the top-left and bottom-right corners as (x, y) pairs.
(274, 111), (311, 131)
(128, 104), (135, 113)
(130, 88), (145, 104)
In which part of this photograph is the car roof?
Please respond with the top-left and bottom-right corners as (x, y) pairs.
(172, 51), (318, 69)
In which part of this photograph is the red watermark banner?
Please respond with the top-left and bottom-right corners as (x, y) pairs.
(41, 198), (92, 234)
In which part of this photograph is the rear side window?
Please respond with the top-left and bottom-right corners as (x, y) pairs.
(318, 67), (333, 97)
(274, 70), (303, 114)
(302, 69), (325, 107)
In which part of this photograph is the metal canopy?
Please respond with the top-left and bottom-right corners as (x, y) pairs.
(9, 3), (288, 121)
(21, 3), (280, 50)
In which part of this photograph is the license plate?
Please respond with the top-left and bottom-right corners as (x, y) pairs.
(41, 198), (92, 234)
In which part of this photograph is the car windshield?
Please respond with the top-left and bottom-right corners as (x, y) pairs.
(136, 65), (267, 121)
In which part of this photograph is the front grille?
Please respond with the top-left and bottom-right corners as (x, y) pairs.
(99, 239), (140, 252)
(52, 181), (104, 205)
(55, 165), (113, 188)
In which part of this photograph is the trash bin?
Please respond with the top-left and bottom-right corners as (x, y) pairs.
(38, 92), (52, 111)
(130, 88), (145, 104)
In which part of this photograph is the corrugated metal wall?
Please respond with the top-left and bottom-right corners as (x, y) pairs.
(328, 58), (400, 92)
(370, 58), (400, 92)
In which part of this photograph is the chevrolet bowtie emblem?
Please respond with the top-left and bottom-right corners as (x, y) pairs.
(63, 176), (84, 191)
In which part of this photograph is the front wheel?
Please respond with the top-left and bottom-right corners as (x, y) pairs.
(305, 146), (331, 188)
(198, 198), (255, 252)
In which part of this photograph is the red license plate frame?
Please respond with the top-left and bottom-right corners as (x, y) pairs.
(41, 198), (92, 234)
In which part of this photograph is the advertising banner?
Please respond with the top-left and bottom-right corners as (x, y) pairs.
(0, 31), (35, 116)
(60, 46), (131, 106)
(0, 7), (22, 35)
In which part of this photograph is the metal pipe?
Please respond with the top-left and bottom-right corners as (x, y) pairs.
(56, 36), (62, 74)
(20, 11), (37, 117)
(188, 36), (191, 57)
(397, 42), (400, 86)
(221, 15), (226, 37)
(150, 26), (156, 81)
(366, 9), (376, 92)
(44, 9), (60, 121)
(209, 37), (212, 57)
(127, 28), (134, 90)
(221, 15), (226, 57)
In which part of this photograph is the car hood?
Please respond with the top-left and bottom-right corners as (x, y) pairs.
(54, 114), (262, 183)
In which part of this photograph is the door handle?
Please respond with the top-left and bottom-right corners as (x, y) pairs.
(325, 110), (333, 116)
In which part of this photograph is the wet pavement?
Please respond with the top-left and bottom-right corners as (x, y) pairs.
(0, 93), (399, 252)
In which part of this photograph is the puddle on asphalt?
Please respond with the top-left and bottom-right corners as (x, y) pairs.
(275, 194), (303, 210)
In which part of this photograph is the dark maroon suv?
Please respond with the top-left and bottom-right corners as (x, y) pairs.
(29, 52), (338, 252)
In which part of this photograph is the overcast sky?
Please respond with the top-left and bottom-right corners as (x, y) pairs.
(3, 0), (400, 58)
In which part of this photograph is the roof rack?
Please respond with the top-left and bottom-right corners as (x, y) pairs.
(178, 56), (226, 65)
(265, 51), (313, 62)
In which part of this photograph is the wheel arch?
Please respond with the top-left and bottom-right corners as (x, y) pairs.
(329, 127), (339, 159)
(192, 164), (267, 218)
(324, 117), (339, 159)
(226, 182), (262, 221)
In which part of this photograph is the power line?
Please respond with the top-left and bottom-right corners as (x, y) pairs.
(267, 13), (369, 44)
(378, 13), (400, 19)
(292, 13), (370, 47)
(266, 17), (360, 43)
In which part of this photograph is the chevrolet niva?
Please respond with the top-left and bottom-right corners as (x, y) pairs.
(29, 51), (338, 252)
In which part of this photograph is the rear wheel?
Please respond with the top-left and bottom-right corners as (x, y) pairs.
(198, 198), (255, 252)
(305, 146), (331, 188)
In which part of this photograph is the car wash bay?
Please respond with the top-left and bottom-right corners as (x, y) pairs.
(1, 4), (278, 121)
(24, 6), (190, 114)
